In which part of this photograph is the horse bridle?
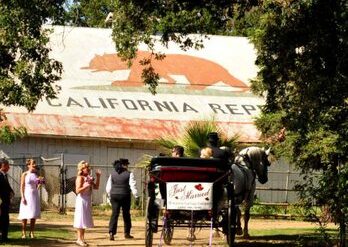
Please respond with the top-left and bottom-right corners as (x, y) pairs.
(242, 150), (253, 170)
(241, 149), (258, 185)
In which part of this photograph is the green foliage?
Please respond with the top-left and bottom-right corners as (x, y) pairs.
(0, 1), (63, 111)
(134, 154), (153, 169)
(250, 202), (282, 216)
(63, 0), (113, 27)
(0, 125), (27, 144)
(157, 119), (239, 157)
(250, 0), (348, 241)
(181, 120), (218, 157)
(0, 0), (64, 144)
(229, 4), (264, 37)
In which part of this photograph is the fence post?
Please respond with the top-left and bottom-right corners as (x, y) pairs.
(59, 153), (67, 214)
(284, 168), (290, 214)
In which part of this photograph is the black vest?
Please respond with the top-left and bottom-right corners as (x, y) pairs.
(0, 173), (13, 203)
(110, 170), (131, 195)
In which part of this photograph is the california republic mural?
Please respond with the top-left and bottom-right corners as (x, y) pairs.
(3, 25), (263, 142)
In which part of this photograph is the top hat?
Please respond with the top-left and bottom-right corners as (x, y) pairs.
(119, 158), (130, 165)
(207, 132), (219, 141)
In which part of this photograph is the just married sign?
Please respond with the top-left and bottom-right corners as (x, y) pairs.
(166, 182), (213, 210)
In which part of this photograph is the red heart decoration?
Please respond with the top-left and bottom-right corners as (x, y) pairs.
(194, 184), (203, 191)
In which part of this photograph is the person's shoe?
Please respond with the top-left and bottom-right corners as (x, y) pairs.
(75, 240), (87, 246)
(186, 234), (197, 242)
(1, 237), (9, 243)
(29, 233), (35, 239)
(109, 233), (114, 241)
(213, 229), (221, 238)
(186, 234), (196, 241)
(124, 234), (134, 239)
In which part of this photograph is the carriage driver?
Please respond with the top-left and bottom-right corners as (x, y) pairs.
(204, 132), (231, 237)
(205, 132), (229, 161)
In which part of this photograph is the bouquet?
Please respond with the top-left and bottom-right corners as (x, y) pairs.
(36, 176), (45, 185)
(86, 175), (94, 184)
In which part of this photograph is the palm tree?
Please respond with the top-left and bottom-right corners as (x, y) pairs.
(157, 120), (239, 157)
(134, 119), (239, 214)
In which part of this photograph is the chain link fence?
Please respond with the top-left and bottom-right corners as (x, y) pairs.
(5, 155), (148, 214)
(6, 156), (63, 213)
(5, 154), (306, 216)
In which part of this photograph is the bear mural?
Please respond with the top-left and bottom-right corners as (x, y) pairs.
(82, 51), (249, 91)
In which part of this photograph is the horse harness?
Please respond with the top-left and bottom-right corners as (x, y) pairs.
(233, 150), (257, 200)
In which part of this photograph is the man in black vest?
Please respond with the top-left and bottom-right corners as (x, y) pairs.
(0, 158), (14, 242)
(106, 159), (138, 240)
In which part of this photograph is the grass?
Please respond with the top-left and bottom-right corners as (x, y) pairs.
(234, 226), (339, 246)
(2, 223), (73, 247)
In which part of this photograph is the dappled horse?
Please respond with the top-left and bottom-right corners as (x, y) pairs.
(231, 146), (271, 238)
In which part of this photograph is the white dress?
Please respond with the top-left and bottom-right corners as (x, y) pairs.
(73, 176), (94, 229)
(18, 172), (41, 220)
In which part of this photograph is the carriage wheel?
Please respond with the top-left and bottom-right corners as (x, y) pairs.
(145, 197), (154, 247)
(163, 219), (174, 245)
(227, 198), (237, 247)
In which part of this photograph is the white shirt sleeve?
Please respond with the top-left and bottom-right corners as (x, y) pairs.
(105, 175), (112, 196)
(129, 173), (138, 198)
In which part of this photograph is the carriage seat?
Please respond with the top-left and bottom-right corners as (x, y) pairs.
(149, 157), (229, 183)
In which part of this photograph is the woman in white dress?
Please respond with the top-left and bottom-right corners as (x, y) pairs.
(73, 161), (101, 247)
(18, 159), (41, 239)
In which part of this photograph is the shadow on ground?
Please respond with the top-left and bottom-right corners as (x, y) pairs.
(235, 230), (338, 247)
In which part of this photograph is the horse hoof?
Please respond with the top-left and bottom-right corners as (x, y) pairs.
(236, 227), (243, 235)
(242, 233), (250, 239)
(186, 235), (196, 241)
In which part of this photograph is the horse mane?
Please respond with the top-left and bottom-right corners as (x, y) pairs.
(238, 147), (263, 169)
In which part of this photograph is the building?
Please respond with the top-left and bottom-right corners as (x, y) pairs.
(0, 26), (297, 207)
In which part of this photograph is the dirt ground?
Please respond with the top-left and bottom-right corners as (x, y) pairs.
(7, 212), (335, 247)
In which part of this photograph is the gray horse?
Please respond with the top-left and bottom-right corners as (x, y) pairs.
(231, 146), (271, 238)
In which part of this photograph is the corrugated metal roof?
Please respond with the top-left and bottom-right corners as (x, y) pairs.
(3, 113), (260, 142)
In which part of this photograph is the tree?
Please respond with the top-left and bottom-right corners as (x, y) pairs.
(251, 1), (347, 245)
(0, 1), (64, 143)
(63, 0), (113, 27)
(110, 0), (347, 245)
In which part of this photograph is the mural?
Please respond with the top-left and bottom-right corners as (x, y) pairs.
(3, 26), (263, 142)
(82, 51), (248, 91)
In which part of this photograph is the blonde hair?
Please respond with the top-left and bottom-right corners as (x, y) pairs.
(200, 147), (213, 159)
(77, 160), (90, 176)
